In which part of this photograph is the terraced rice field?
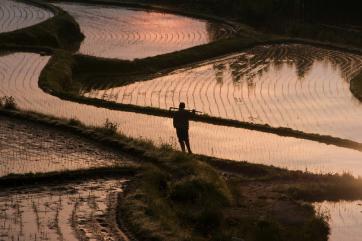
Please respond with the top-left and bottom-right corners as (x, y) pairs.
(0, 0), (53, 33)
(314, 201), (362, 241)
(2, 2), (362, 240)
(0, 115), (131, 176)
(54, 2), (236, 59)
(0, 179), (128, 241)
(2, 52), (362, 176)
(83, 44), (362, 142)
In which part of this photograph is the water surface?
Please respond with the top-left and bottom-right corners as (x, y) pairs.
(314, 201), (362, 241)
(84, 44), (362, 142)
(0, 179), (127, 241)
(2, 52), (362, 176)
(0, 0), (53, 33)
(54, 2), (235, 59)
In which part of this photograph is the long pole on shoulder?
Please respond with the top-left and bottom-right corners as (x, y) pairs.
(169, 107), (203, 114)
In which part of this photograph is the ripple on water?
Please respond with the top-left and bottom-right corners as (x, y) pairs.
(314, 201), (362, 241)
(0, 0), (53, 33)
(83, 44), (362, 142)
(2, 52), (362, 176)
(54, 2), (235, 59)
(0, 179), (127, 241)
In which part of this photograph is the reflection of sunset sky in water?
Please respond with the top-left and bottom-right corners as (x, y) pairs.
(314, 201), (362, 241)
(84, 44), (362, 142)
(55, 2), (234, 59)
(3, 52), (362, 176)
(0, 0), (53, 33)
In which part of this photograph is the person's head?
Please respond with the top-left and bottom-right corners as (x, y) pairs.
(179, 102), (185, 110)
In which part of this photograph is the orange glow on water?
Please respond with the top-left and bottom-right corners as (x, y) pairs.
(2, 51), (362, 177)
(54, 2), (234, 59)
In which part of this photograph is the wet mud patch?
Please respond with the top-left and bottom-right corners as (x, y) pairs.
(0, 178), (128, 241)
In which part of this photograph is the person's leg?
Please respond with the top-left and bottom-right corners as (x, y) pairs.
(185, 129), (192, 154)
(179, 140), (186, 152)
(185, 139), (192, 154)
(176, 128), (186, 152)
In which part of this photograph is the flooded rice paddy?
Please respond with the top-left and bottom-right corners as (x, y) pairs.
(2, 52), (362, 176)
(1, 4), (362, 241)
(0, 115), (131, 176)
(314, 201), (362, 241)
(0, 0), (53, 33)
(83, 44), (362, 142)
(54, 2), (236, 59)
(0, 179), (127, 241)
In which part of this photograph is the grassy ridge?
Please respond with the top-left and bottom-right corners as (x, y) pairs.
(119, 155), (332, 241)
(39, 50), (77, 93)
(72, 37), (266, 83)
(39, 47), (362, 153)
(0, 0), (84, 51)
(0, 166), (138, 188)
(350, 71), (362, 101)
(4, 108), (362, 240)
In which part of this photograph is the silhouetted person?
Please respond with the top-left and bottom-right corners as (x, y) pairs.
(173, 102), (195, 153)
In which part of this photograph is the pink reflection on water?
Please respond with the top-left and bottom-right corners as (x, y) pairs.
(85, 45), (362, 142)
(55, 2), (234, 59)
(0, 0), (53, 33)
(314, 201), (362, 241)
(2, 52), (362, 176)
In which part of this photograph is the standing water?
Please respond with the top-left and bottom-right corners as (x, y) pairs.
(0, 0), (53, 33)
(2, 52), (362, 176)
(314, 201), (362, 241)
(54, 2), (236, 59)
(83, 44), (362, 142)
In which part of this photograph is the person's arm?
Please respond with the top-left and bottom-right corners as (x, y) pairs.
(189, 109), (196, 118)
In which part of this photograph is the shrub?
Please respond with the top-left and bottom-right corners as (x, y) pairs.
(302, 214), (330, 241)
(194, 208), (223, 235)
(68, 117), (82, 126)
(254, 220), (282, 241)
(170, 177), (229, 206)
(0, 96), (17, 110)
(103, 118), (119, 134)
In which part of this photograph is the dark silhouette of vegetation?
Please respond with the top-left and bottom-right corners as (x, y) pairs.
(108, 0), (362, 48)
(350, 71), (362, 101)
(146, 0), (361, 27)
(0, 166), (137, 188)
(102, 118), (119, 134)
(0, 96), (17, 110)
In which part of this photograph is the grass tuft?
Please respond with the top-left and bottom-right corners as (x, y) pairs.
(0, 96), (17, 110)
